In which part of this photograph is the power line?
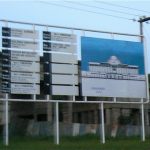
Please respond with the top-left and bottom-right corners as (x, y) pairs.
(95, 1), (150, 14)
(38, 1), (134, 21)
(64, 1), (140, 17)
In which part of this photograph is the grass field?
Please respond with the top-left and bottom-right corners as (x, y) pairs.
(0, 135), (150, 150)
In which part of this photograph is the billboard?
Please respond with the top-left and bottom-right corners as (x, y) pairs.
(81, 37), (146, 98)
(43, 31), (78, 96)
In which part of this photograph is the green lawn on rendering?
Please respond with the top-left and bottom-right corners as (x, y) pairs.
(0, 135), (150, 150)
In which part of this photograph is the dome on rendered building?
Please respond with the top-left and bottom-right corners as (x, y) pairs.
(107, 56), (121, 65)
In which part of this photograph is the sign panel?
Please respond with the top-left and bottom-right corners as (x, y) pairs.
(2, 49), (40, 61)
(82, 78), (146, 98)
(11, 83), (40, 94)
(51, 53), (77, 64)
(44, 53), (77, 64)
(81, 37), (146, 98)
(52, 74), (78, 85)
(43, 31), (76, 43)
(2, 39), (39, 50)
(11, 61), (40, 72)
(51, 64), (78, 74)
(11, 72), (40, 83)
(52, 85), (78, 95)
(43, 42), (76, 53)
(2, 27), (39, 39)
(2, 82), (10, 93)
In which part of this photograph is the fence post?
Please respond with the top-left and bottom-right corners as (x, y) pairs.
(3, 94), (9, 146)
(100, 102), (105, 144)
(141, 98), (145, 141)
(54, 102), (59, 144)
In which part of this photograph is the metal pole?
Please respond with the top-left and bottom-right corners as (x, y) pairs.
(54, 102), (59, 145)
(141, 98), (145, 141)
(0, 19), (142, 37)
(138, 18), (149, 142)
(0, 98), (148, 104)
(4, 94), (9, 146)
(138, 17), (150, 104)
(139, 22), (143, 43)
(113, 97), (117, 102)
(100, 102), (105, 144)
(2, 20), (9, 146)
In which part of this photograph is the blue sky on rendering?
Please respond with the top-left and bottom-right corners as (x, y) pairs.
(81, 37), (144, 74)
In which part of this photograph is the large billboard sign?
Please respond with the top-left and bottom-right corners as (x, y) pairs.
(81, 37), (146, 98)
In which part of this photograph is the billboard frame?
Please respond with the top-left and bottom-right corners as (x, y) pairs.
(0, 19), (149, 146)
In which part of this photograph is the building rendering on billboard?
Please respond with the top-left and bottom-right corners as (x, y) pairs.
(81, 37), (146, 98)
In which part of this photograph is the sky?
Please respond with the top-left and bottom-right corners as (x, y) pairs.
(0, 0), (150, 72)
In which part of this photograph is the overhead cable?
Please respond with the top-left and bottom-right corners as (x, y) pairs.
(95, 1), (150, 14)
(38, 1), (134, 21)
(64, 1), (140, 17)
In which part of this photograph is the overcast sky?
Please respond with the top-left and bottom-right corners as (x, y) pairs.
(0, 0), (150, 72)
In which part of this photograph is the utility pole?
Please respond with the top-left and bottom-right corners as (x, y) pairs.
(138, 17), (150, 42)
(138, 16), (150, 142)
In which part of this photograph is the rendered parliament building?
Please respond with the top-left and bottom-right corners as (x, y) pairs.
(82, 56), (145, 81)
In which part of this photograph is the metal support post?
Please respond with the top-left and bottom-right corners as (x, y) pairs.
(46, 95), (50, 101)
(113, 97), (117, 103)
(32, 95), (36, 101)
(141, 98), (145, 141)
(54, 102), (59, 144)
(100, 102), (105, 144)
(84, 96), (87, 102)
(4, 94), (9, 146)
(3, 21), (9, 146)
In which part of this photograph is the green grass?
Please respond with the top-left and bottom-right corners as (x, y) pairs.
(0, 135), (150, 150)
